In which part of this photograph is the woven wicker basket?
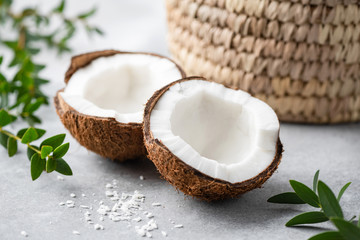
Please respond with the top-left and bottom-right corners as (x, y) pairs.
(165, 0), (360, 123)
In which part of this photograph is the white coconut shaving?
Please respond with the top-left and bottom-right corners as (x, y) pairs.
(94, 224), (104, 230)
(66, 200), (75, 208)
(57, 179), (184, 238)
(20, 231), (28, 237)
(61, 53), (183, 123)
(150, 79), (279, 183)
(135, 219), (158, 237)
(57, 175), (64, 181)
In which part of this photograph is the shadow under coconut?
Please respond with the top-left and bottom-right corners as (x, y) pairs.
(98, 156), (162, 182)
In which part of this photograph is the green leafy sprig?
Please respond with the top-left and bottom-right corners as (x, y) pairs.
(0, 0), (103, 124)
(268, 170), (360, 240)
(0, 0), (103, 56)
(0, 0), (103, 180)
(0, 109), (72, 180)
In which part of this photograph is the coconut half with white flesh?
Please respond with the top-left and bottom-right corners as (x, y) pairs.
(54, 50), (185, 161)
(143, 77), (283, 201)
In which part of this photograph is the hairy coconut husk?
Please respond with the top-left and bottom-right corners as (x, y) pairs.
(54, 50), (185, 161)
(143, 77), (283, 200)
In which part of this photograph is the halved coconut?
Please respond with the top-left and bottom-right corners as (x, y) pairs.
(143, 77), (283, 201)
(55, 50), (185, 161)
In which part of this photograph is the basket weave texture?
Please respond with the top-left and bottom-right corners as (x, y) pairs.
(166, 0), (360, 123)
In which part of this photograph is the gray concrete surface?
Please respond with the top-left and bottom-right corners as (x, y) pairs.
(1, 1), (359, 239)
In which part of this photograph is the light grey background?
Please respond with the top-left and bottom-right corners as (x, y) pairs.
(0, 1), (359, 239)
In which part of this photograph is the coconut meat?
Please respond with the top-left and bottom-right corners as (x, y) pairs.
(60, 54), (183, 123)
(150, 80), (279, 184)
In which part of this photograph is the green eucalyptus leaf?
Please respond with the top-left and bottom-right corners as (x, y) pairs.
(313, 170), (320, 192)
(94, 27), (104, 35)
(27, 145), (39, 161)
(26, 114), (42, 125)
(27, 48), (40, 55)
(17, 128), (45, 139)
(40, 145), (53, 159)
(285, 211), (328, 227)
(0, 56), (3, 65)
(24, 98), (43, 114)
(0, 72), (7, 82)
(53, 0), (65, 13)
(21, 8), (36, 16)
(34, 64), (46, 73)
(308, 231), (344, 240)
(0, 131), (10, 148)
(52, 142), (69, 159)
(0, 109), (15, 127)
(34, 78), (49, 85)
(268, 192), (306, 204)
(40, 134), (65, 149)
(337, 182), (351, 202)
(55, 158), (72, 176)
(16, 128), (27, 138)
(46, 157), (56, 173)
(3, 41), (18, 50)
(21, 127), (38, 144)
(331, 218), (360, 240)
(7, 137), (17, 157)
(31, 153), (45, 181)
(78, 8), (96, 19)
(34, 128), (46, 139)
(318, 181), (343, 218)
(290, 180), (320, 208)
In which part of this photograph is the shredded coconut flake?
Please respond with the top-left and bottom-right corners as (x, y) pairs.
(56, 179), (181, 237)
(97, 205), (111, 215)
(94, 224), (104, 230)
(135, 219), (158, 237)
(105, 191), (114, 197)
(66, 200), (75, 208)
(132, 217), (142, 222)
(57, 175), (64, 181)
(20, 231), (28, 237)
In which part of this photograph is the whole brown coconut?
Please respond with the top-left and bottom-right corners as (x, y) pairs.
(55, 50), (185, 161)
(143, 77), (283, 201)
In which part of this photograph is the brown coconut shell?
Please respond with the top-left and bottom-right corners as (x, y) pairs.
(143, 77), (283, 201)
(54, 50), (185, 162)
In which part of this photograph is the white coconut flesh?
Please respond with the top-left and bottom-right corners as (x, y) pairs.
(150, 80), (280, 184)
(60, 54), (183, 123)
